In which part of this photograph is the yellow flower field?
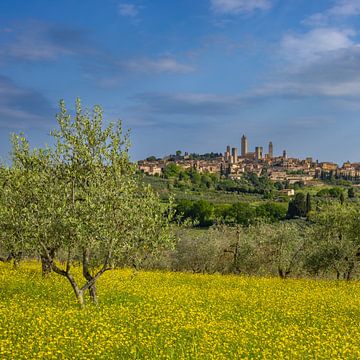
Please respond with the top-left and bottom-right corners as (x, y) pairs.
(0, 262), (359, 359)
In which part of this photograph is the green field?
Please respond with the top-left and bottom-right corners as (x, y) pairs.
(1, 262), (359, 359)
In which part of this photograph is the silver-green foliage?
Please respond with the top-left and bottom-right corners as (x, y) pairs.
(1, 99), (174, 307)
(307, 204), (360, 279)
(0, 138), (51, 264)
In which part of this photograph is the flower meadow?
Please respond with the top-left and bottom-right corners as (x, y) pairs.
(0, 262), (359, 359)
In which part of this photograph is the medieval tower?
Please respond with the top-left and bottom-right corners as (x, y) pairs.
(241, 135), (248, 157)
(268, 141), (273, 158)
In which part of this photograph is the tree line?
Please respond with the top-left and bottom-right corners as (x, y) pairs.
(161, 164), (276, 197)
(175, 199), (287, 227)
(145, 203), (360, 280)
(157, 163), (358, 203)
(174, 189), (356, 228)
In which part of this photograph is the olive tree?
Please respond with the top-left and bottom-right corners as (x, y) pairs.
(307, 204), (360, 280)
(5, 99), (174, 307)
(250, 221), (309, 278)
(0, 138), (47, 268)
(212, 224), (258, 275)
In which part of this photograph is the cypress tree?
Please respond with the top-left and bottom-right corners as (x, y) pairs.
(348, 187), (355, 199)
(287, 193), (307, 219)
(340, 191), (345, 205)
(306, 192), (312, 214)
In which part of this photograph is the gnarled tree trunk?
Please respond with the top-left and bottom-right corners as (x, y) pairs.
(82, 248), (98, 304)
(40, 241), (112, 309)
(8, 252), (23, 269)
(40, 248), (56, 277)
(278, 267), (291, 279)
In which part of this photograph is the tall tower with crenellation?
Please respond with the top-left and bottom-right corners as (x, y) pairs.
(241, 135), (248, 157)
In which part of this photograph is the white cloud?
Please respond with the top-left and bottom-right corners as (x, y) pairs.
(281, 28), (355, 63)
(0, 21), (91, 62)
(329, 0), (360, 16)
(7, 39), (71, 61)
(3, 26), (71, 61)
(92, 57), (194, 88)
(123, 57), (195, 74)
(304, 0), (360, 26)
(210, 0), (272, 15)
(256, 41), (360, 98)
(118, 3), (139, 17)
(271, 1), (360, 99)
(303, 13), (328, 27)
(129, 92), (248, 116)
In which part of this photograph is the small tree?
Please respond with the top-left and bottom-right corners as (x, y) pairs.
(172, 228), (221, 274)
(340, 191), (345, 205)
(348, 187), (356, 199)
(252, 221), (308, 278)
(163, 163), (181, 178)
(5, 99), (174, 307)
(255, 202), (287, 222)
(216, 225), (257, 274)
(0, 140), (46, 268)
(146, 155), (157, 162)
(191, 200), (214, 227)
(287, 193), (307, 219)
(306, 193), (312, 215)
(308, 204), (360, 280)
(225, 202), (256, 226)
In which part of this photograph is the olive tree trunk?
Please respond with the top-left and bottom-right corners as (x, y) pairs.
(40, 242), (111, 308)
(40, 248), (56, 277)
(82, 248), (98, 304)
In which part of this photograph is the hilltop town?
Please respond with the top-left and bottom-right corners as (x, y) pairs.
(138, 135), (360, 185)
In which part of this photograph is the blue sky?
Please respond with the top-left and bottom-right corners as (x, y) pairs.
(1, 0), (360, 164)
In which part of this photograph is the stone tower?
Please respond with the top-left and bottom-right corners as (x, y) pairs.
(241, 135), (248, 157)
(268, 141), (273, 158)
(232, 147), (238, 164)
(225, 145), (231, 161)
(255, 146), (263, 160)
